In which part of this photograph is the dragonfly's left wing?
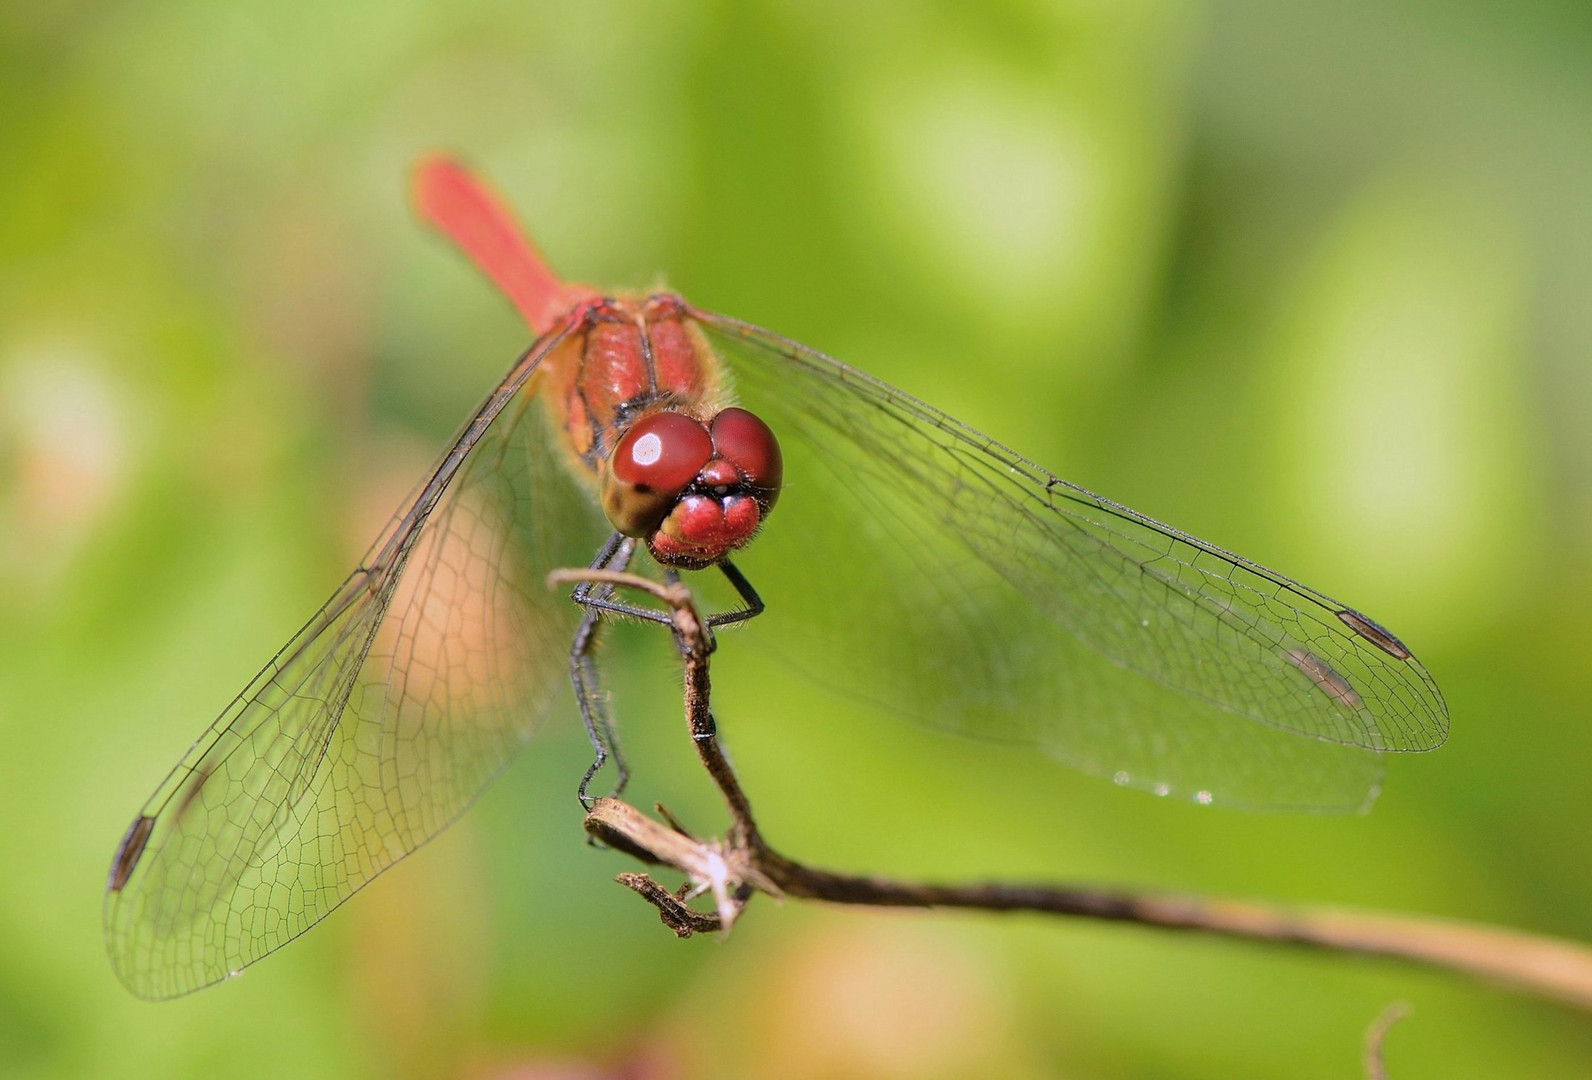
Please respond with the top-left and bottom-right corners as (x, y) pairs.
(104, 326), (604, 999)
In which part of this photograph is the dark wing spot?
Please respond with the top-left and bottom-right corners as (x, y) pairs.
(1286, 649), (1364, 711)
(108, 815), (156, 893)
(1336, 608), (1412, 660)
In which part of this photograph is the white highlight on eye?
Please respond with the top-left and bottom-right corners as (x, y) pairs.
(631, 432), (664, 467)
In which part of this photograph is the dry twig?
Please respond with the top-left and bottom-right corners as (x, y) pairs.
(1363, 1002), (1409, 1080)
(554, 567), (1592, 1015)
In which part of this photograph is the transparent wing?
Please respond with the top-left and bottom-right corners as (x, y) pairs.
(104, 325), (606, 999)
(697, 312), (1448, 812)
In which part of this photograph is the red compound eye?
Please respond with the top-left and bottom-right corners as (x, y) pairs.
(603, 411), (713, 537)
(710, 408), (782, 506)
(612, 411), (713, 493)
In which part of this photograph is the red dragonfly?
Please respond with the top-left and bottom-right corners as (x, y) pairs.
(105, 159), (1448, 999)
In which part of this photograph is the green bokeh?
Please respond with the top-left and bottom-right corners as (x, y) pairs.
(5, 1), (1592, 1076)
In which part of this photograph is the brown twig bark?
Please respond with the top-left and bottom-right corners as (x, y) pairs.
(552, 567), (1592, 1015)
(1363, 1002), (1409, 1080)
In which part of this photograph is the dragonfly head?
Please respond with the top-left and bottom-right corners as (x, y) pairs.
(600, 406), (783, 568)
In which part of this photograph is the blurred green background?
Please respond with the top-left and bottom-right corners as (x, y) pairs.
(5, 1), (1592, 1077)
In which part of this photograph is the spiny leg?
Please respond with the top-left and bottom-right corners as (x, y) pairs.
(654, 561), (763, 642)
(571, 535), (637, 808)
(571, 607), (625, 809)
(571, 533), (673, 627)
(707, 559), (764, 628)
(571, 541), (766, 631)
(565, 541), (769, 806)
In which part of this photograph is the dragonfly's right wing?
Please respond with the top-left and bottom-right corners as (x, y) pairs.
(104, 323), (605, 999)
(699, 312), (1447, 813)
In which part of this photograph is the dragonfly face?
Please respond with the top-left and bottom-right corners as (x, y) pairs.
(601, 403), (782, 568)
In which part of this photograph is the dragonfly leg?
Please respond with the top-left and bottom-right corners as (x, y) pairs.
(705, 559), (765, 628)
(566, 543), (765, 807)
(568, 536), (764, 628)
(571, 535), (636, 808)
(571, 604), (629, 808)
(570, 533), (674, 625)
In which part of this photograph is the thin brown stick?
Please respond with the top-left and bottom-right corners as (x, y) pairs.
(1363, 1002), (1409, 1080)
(558, 567), (1592, 1015)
